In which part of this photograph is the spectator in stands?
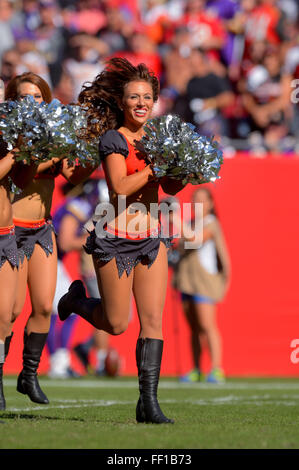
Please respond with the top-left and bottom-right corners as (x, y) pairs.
(53, 69), (75, 104)
(176, 0), (227, 62)
(1, 0), (297, 154)
(140, 0), (184, 46)
(163, 26), (196, 95)
(15, 37), (52, 86)
(206, 0), (241, 66)
(96, 5), (132, 55)
(0, 0), (17, 60)
(245, 0), (283, 45)
(100, 0), (140, 24)
(231, 0), (284, 65)
(238, 39), (269, 82)
(63, 32), (106, 100)
(62, 0), (106, 35)
(115, 27), (162, 79)
(33, 0), (67, 88)
(172, 48), (234, 138)
(281, 25), (299, 143)
(11, 0), (41, 42)
(242, 44), (292, 152)
(0, 48), (22, 86)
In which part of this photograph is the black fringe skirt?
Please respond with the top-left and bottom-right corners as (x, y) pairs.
(84, 229), (172, 278)
(0, 229), (19, 269)
(15, 220), (55, 262)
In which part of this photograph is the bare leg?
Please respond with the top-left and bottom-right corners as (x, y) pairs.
(16, 233), (58, 405)
(10, 257), (29, 330)
(133, 243), (168, 340)
(92, 256), (133, 334)
(0, 261), (18, 410)
(0, 262), (18, 341)
(94, 329), (109, 350)
(59, 256), (133, 335)
(26, 232), (58, 333)
(133, 243), (174, 424)
(93, 329), (109, 374)
(195, 302), (222, 369)
(181, 298), (201, 370)
(59, 243), (173, 423)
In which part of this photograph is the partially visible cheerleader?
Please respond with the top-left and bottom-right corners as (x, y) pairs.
(0, 130), (37, 410)
(3, 73), (96, 405)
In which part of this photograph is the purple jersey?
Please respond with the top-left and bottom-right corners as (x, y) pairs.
(207, 0), (239, 20)
(53, 197), (94, 260)
(207, 0), (241, 65)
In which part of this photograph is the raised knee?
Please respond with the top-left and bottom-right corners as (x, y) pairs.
(109, 320), (128, 336)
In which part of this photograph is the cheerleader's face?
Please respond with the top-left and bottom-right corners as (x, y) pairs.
(17, 82), (43, 104)
(121, 80), (154, 127)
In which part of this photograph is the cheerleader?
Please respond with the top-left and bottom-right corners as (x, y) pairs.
(4, 73), (96, 405)
(58, 58), (186, 423)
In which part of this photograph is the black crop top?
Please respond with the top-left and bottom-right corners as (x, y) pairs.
(99, 130), (129, 161)
(99, 129), (148, 190)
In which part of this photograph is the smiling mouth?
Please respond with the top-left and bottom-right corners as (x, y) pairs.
(134, 109), (147, 116)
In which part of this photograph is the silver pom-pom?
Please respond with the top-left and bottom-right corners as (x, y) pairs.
(64, 103), (99, 167)
(0, 96), (99, 166)
(135, 114), (223, 185)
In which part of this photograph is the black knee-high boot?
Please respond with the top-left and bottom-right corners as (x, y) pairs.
(0, 333), (14, 410)
(17, 330), (49, 404)
(136, 338), (174, 424)
(58, 280), (100, 325)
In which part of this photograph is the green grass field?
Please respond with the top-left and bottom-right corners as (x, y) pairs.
(1, 376), (299, 449)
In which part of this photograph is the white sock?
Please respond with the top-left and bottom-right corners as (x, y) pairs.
(96, 349), (108, 372)
(50, 348), (70, 374)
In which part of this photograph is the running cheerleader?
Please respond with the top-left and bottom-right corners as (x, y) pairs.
(3, 73), (96, 405)
(58, 58), (186, 424)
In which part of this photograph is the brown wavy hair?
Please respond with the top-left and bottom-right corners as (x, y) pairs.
(78, 57), (160, 139)
(5, 72), (52, 103)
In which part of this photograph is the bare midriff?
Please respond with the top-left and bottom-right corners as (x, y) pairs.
(105, 180), (160, 236)
(0, 181), (13, 228)
(12, 178), (55, 221)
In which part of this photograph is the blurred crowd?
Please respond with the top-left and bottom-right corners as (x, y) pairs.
(2, 0), (299, 155)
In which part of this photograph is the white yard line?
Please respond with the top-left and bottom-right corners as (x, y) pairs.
(3, 378), (299, 390)
(5, 395), (299, 413)
(7, 399), (135, 412)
